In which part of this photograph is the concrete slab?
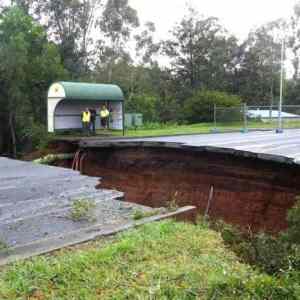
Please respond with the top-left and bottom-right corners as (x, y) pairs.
(0, 157), (184, 265)
(0, 206), (196, 266)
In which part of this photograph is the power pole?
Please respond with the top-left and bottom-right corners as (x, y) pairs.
(277, 37), (285, 133)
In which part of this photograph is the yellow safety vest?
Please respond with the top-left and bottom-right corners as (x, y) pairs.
(100, 109), (110, 118)
(82, 111), (91, 122)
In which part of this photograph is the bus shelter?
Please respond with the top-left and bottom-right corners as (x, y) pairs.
(47, 81), (125, 134)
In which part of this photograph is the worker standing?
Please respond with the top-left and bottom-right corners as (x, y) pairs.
(82, 108), (91, 135)
(100, 105), (110, 129)
(89, 108), (97, 135)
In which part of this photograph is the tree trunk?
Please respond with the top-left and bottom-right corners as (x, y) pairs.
(9, 111), (17, 158)
(293, 54), (299, 81)
(108, 63), (113, 82)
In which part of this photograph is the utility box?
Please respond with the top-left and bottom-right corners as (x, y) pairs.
(133, 114), (143, 127)
(125, 113), (133, 128)
(125, 113), (143, 128)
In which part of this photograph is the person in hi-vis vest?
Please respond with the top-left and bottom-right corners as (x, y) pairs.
(82, 108), (91, 135)
(100, 105), (110, 129)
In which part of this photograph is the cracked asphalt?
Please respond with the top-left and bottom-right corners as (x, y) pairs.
(0, 158), (155, 264)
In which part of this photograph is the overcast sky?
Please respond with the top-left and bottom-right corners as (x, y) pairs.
(130, 0), (297, 41)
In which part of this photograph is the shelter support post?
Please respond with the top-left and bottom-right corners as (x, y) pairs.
(122, 101), (125, 136)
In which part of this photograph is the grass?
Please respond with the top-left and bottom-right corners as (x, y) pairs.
(69, 199), (97, 222)
(55, 120), (300, 140)
(132, 209), (161, 220)
(121, 120), (300, 138)
(0, 220), (297, 299)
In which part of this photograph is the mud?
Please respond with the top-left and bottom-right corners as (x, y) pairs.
(62, 146), (300, 233)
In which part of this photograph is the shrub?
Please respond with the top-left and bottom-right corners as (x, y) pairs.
(21, 122), (53, 151)
(248, 233), (290, 275)
(126, 94), (158, 122)
(209, 273), (299, 299)
(213, 220), (244, 246)
(284, 198), (300, 244)
(183, 89), (242, 123)
(210, 220), (291, 275)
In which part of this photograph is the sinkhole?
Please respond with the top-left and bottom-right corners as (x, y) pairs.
(52, 141), (300, 233)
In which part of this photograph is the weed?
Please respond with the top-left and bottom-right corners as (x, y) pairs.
(132, 209), (160, 221)
(69, 199), (96, 222)
(166, 191), (179, 212)
(196, 215), (211, 230)
(34, 153), (74, 165)
(0, 240), (8, 251)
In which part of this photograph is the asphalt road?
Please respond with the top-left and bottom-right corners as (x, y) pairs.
(0, 158), (156, 264)
(127, 129), (300, 164)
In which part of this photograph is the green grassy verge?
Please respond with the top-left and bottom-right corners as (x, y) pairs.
(54, 120), (300, 140)
(0, 220), (297, 299)
(123, 123), (216, 137)
(122, 121), (300, 138)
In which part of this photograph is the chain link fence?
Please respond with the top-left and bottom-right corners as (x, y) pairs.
(212, 104), (300, 133)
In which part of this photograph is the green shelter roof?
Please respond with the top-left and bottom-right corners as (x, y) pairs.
(57, 81), (124, 102)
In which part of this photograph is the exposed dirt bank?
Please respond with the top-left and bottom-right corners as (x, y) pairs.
(57, 146), (300, 233)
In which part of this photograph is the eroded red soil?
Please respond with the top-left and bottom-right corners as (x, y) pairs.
(78, 147), (300, 233)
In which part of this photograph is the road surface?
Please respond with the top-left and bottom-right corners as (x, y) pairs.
(80, 129), (300, 164)
(0, 158), (155, 264)
(134, 129), (300, 162)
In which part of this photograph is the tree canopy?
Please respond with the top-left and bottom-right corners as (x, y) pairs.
(1, 0), (300, 155)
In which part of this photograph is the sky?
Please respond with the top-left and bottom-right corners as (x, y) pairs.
(130, 0), (297, 41)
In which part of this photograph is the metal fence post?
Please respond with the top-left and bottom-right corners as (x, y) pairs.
(276, 36), (285, 134)
(242, 103), (248, 133)
(211, 103), (218, 133)
(214, 104), (217, 130)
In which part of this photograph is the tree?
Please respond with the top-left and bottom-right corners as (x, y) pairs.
(164, 8), (238, 93)
(0, 6), (66, 156)
(10, 0), (35, 13)
(34, 0), (102, 77)
(135, 22), (161, 65)
(289, 2), (300, 81)
(285, 80), (300, 105)
(97, 0), (139, 81)
(235, 22), (283, 105)
(183, 90), (242, 123)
